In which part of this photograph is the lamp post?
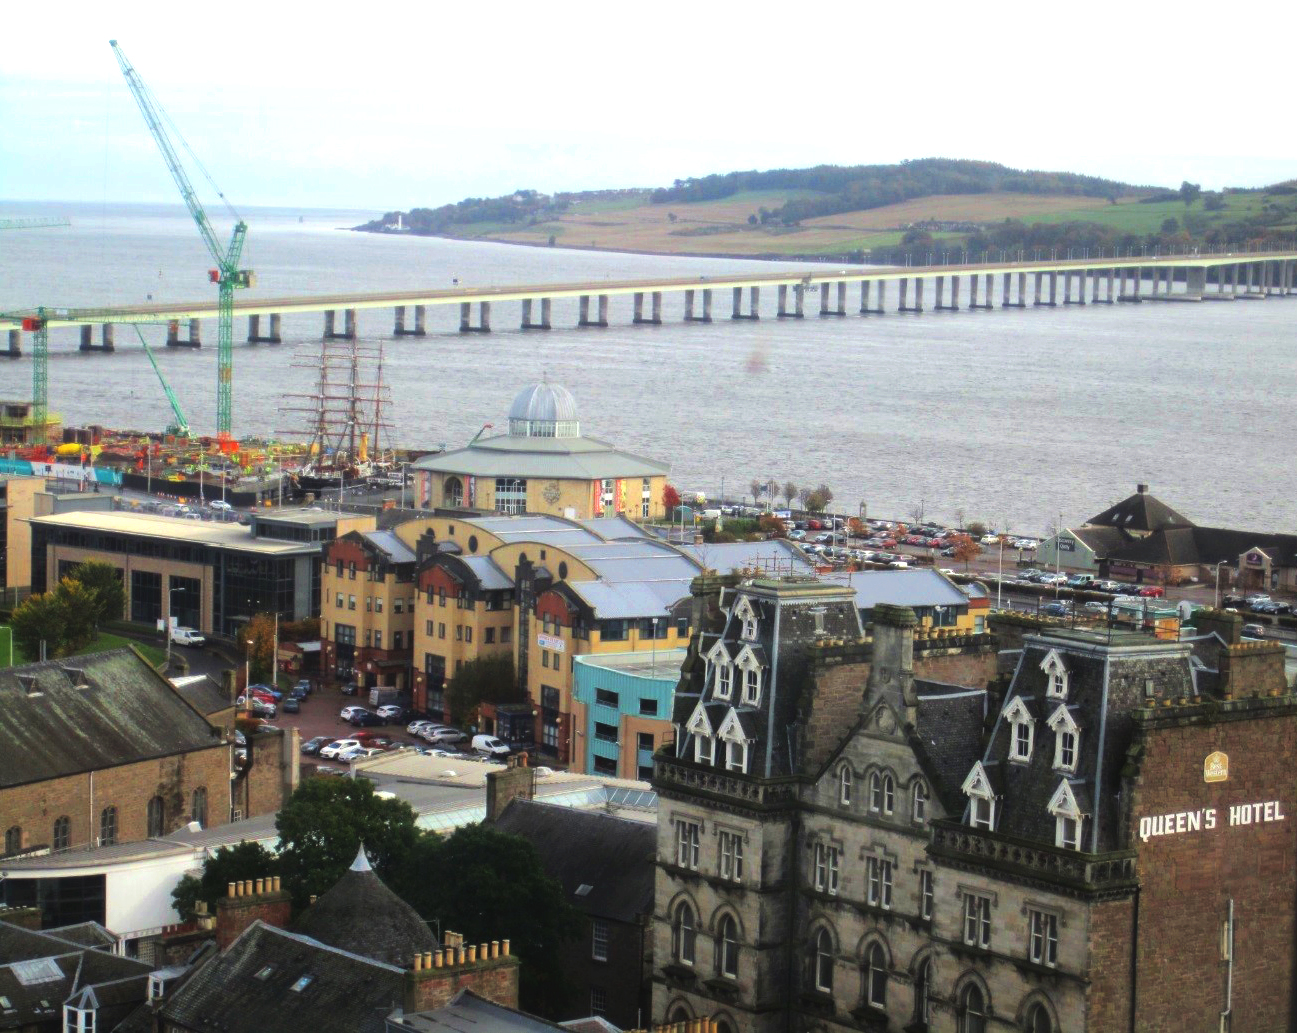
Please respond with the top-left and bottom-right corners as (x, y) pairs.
(651, 617), (659, 676)
(1214, 562), (1227, 609)
(165, 584), (188, 668)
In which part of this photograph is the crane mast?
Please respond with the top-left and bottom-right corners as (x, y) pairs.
(109, 39), (252, 440)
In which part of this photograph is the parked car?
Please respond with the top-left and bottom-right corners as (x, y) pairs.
(249, 683), (283, 701)
(1222, 594), (1247, 608)
(787, 530), (806, 541)
(1067, 575), (1094, 588)
(472, 734), (511, 757)
(1083, 601), (1111, 613)
(340, 683), (358, 696)
(290, 684), (310, 700)
(1242, 623), (1268, 638)
(340, 705), (368, 722)
(170, 627), (205, 647)
(421, 726), (468, 745)
(1042, 602), (1072, 617)
(349, 710), (385, 727)
(320, 739), (362, 760)
(376, 704), (405, 721)
(1091, 580), (1122, 593)
(980, 534), (1002, 546)
(293, 679), (313, 696)
(282, 698), (300, 714)
(1137, 585), (1165, 598)
(237, 696), (276, 718)
(335, 745), (368, 763)
(408, 719), (437, 735)
(208, 500), (233, 511)
(887, 560), (909, 570)
(1038, 573), (1068, 585)
(300, 736), (331, 756)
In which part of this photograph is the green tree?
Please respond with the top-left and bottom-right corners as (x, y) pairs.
(67, 561), (125, 626)
(804, 483), (834, 513)
(406, 823), (581, 1017)
(275, 777), (420, 909)
(53, 578), (97, 653)
(10, 592), (68, 660)
(446, 654), (520, 727)
(172, 841), (280, 921)
(965, 520), (988, 538)
(1179, 180), (1201, 206)
(1161, 217), (1180, 235)
(1203, 192), (1226, 212)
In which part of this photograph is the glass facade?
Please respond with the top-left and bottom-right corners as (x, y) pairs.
(130, 570), (162, 625)
(170, 575), (201, 629)
(494, 478), (527, 515)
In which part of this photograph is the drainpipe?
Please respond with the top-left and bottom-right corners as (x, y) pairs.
(1221, 897), (1234, 1031)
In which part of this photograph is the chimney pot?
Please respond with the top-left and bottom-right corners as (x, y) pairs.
(413, 953), (423, 972)
(502, 938), (510, 956)
(227, 882), (236, 898)
(434, 950), (443, 968)
(491, 940), (499, 959)
(309, 895), (317, 905)
(467, 945), (477, 963)
(458, 946), (466, 965)
(255, 878), (264, 895)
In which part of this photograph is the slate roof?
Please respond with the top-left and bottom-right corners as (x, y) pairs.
(160, 921), (405, 1033)
(1072, 525), (1132, 556)
(910, 684), (988, 814)
(292, 849), (435, 968)
(361, 530), (418, 565)
(1086, 487), (1194, 532)
(42, 923), (116, 951)
(170, 675), (233, 718)
(0, 649), (222, 789)
(390, 988), (567, 1033)
(493, 801), (654, 924)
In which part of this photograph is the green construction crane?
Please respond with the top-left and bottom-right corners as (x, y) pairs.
(132, 324), (191, 438)
(109, 40), (252, 441)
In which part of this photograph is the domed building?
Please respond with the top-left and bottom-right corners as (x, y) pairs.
(292, 845), (436, 967)
(412, 382), (669, 521)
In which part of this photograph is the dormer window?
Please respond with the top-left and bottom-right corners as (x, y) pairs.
(726, 739), (748, 773)
(743, 666), (760, 705)
(733, 596), (758, 641)
(1047, 705), (1081, 774)
(1047, 780), (1087, 851)
(962, 762), (996, 830)
(1041, 650), (1069, 699)
(64, 1006), (95, 1033)
(911, 781), (929, 825)
(1003, 697), (1035, 762)
(695, 735), (715, 765)
(716, 663), (733, 700)
(686, 702), (715, 764)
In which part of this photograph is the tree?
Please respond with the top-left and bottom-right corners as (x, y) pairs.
(1179, 180), (1201, 206)
(783, 481), (798, 508)
(953, 508), (966, 531)
(1203, 192), (1226, 212)
(803, 483), (834, 513)
(662, 483), (681, 515)
(404, 823), (582, 1017)
(950, 534), (982, 571)
(53, 578), (97, 653)
(749, 479), (765, 506)
(172, 841), (280, 921)
(909, 500), (927, 524)
(275, 777), (421, 909)
(965, 520), (988, 538)
(67, 560), (125, 626)
(759, 514), (787, 539)
(237, 614), (278, 683)
(10, 592), (68, 660)
(446, 654), (520, 726)
(1161, 217), (1180, 235)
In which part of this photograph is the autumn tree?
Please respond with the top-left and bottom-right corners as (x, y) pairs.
(950, 534), (982, 570)
(662, 483), (681, 515)
(965, 520), (988, 538)
(803, 483), (834, 513)
(237, 613), (278, 683)
(759, 514), (787, 539)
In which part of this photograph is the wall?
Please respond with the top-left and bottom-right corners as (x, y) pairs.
(1124, 700), (1297, 1032)
(2, 477), (38, 589)
(234, 729), (297, 821)
(41, 544), (214, 633)
(403, 956), (520, 1011)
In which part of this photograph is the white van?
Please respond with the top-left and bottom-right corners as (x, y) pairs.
(170, 627), (205, 647)
(471, 734), (511, 757)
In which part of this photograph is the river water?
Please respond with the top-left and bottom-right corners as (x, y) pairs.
(2, 200), (1294, 534)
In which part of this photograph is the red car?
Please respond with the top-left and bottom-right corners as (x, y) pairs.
(1138, 585), (1165, 598)
(806, 519), (822, 530)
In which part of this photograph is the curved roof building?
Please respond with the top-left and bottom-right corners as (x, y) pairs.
(412, 382), (669, 521)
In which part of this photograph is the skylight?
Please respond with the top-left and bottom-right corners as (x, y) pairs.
(254, 966), (275, 981)
(575, 884), (593, 897)
(290, 975), (314, 993)
(12, 958), (62, 986)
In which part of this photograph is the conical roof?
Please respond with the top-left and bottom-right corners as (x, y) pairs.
(292, 845), (435, 966)
(1085, 485), (1193, 533)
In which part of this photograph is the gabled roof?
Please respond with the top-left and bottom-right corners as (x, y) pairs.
(1047, 779), (1087, 817)
(851, 569), (969, 612)
(359, 529), (417, 565)
(910, 685), (988, 813)
(1085, 487), (1194, 532)
(0, 650), (221, 789)
(493, 800), (655, 923)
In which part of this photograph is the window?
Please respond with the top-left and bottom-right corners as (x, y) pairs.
(725, 738), (748, 773)
(1048, 780), (1085, 849)
(347, 594), (356, 611)
(438, 622), (446, 640)
(191, 788), (207, 827)
(444, 477), (463, 507)
(959, 984), (987, 1033)
(146, 795), (165, 838)
(912, 781), (929, 824)
(590, 986), (607, 1017)
(812, 928), (834, 992)
(1056, 814), (1081, 850)
(594, 722), (617, 743)
(640, 697), (658, 716)
(919, 869), (934, 921)
(393, 597), (403, 615)
(838, 765), (852, 807)
(963, 894), (992, 949)
(870, 771), (895, 814)
(717, 914), (739, 979)
(464, 627), (471, 643)
(865, 942), (887, 1009)
(499, 626), (511, 644)
(676, 821), (700, 869)
(3, 826), (20, 854)
(438, 587), (446, 606)
(364, 630), (372, 648)
(393, 631), (404, 649)
(913, 957), (932, 1026)
(366, 596), (373, 612)
(742, 616), (757, 640)
(694, 734), (714, 765)
(1029, 910), (1059, 967)
(53, 816), (70, 851)
(673, 902), (696, 964)
(456, 625), (464, 643)
(375, 597), (384, 613)
(335, 560), (343, 577)
(1058, 730), (1077, 771)
(719, 831), (744, 882)
(813, 844), (840, 895)
(596, 688), (618, 708)
(64, 1005), (96, 1033)
(592, 919), (609, 962)
(637, 732), (654, 752)
(494, 477), (527, 515)
(715, 662), (732, 699)
(1014, 721), (1032, 760)
(742, 665), (760, 705)
(348, 562), (356, 580)
(1042, 651), (1069, 699)
(866, 857), (893, 909)
(484, 627), (495, 644)
(99, 806), (117, 846)
(335, 592), (343, 608)
(1025, 1002), (1053, 1033)
(374, 631), (383, 649)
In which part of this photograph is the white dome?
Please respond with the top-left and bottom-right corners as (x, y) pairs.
(508, 382), (580, 438)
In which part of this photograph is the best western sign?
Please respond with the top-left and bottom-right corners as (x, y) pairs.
(1137, 751), (1286, 843)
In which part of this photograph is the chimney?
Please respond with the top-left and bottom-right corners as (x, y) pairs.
(403, 929), (519, 1013)
(485, 759), (536, 823)
(1218, 641), (1289, 700)
(1137, 483), (1149, 494)
(214, 873), (291, 949)
(866, 604), (918, 722)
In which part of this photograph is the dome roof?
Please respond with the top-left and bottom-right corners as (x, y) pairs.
(508, 382), (580, 438)
(292, 846), (436, 966)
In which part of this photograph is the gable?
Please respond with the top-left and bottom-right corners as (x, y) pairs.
(961, 761), (994, 798)
(1046, 703), (1079, 734)
(1047, 779), (1086, 817)
(1002, 696), (1034, 725)
(685, 701), (713, 737)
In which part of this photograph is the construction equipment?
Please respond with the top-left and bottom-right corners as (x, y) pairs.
(131, 324), (191, 438)
(109, 40), (252, 441)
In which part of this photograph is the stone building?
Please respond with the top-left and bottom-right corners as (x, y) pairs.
(651, 576), (1297, 1032)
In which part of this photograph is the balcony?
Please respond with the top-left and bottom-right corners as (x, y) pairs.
(653, 754), (798, 810)
(928, 820), (1137, 895)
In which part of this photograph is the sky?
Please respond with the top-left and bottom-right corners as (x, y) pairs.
(3, 0), (1296, 211)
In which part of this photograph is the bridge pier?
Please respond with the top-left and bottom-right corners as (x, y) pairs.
(522, 298), (552, 330)
(859, 280), (885, 315)
(394, 305), (426, 337)
(898, 277), (923, 313)
(731, 286), (759, 320)
(460, 301), (491, 332)
(777, 284), (805, 318)
(80, 324), (115, 352)
(248, 313), (282, 343)
(967, 273), (991, 310)
(1064, 270), (1086, 305)
(324, 309), (358, 339)
(1240, 263), (1264, 299)
(820, 281), (845, 316)
(934, 275), (958, 312)
(577, 294), (609, 327)
(684, 289), (712, 322)
(1001, 272), (1024, 308)
(633, 292), (662, 325)
(168, 318), (202, 347)
(5, 329), (20, 358)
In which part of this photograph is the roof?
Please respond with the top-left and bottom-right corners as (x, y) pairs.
(29, 511), (317, 555)
(850, 569), (969, 612)
(574, 649), (688, 679)
(457, 555), (514, 591)
(291, 847), (436, 967)
(170, 675), (233, 718)
(1071, 525), (1132, 556)
(391, 988), (567, 1033)
(0, 649), (222, 790)
(677, 539), (814, 574)
(508, 382), (579, 429)
(1085, 486), (1194, 532)
(911, 685), (988, 813)
(493, 800), (655, 923)
(360, 529), (418, 565)
(411, 434), (668, 480)
(160, 921), (405, 1033)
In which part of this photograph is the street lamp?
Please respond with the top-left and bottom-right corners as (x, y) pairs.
(1213, 561), (1229, 609)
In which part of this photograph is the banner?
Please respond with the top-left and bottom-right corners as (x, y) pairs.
(0, 458), (121, 485)
(614, 478), (624, 514)
(467, 475), (477, 508)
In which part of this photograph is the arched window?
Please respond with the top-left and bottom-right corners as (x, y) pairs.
(812, 928), (834, 992)
(912, 781), (929, 824)
(913, 957), (932, 1025)
(714, 1021), (735, 1033)
(191, 787), (208, 828)
(871, 772), (895, 814)
(52, 816), (70, 851)
(146, 796), (165, 838)
(865, 942), (887, 1008)
(99, 806), (117, 847)
(3, 826), (20, 854)
(838, 765), (852, 807)
(717, 914), (739, 979)
(667, 1007), (691, 1026)
(443, 477), (464, 507)
(1024, 1002), (1053, 1033)
(959, 984), (987, 1033)
(672, 902), (696, 966)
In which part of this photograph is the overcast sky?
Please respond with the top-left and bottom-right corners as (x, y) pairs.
(4, 1), (1295, 211)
